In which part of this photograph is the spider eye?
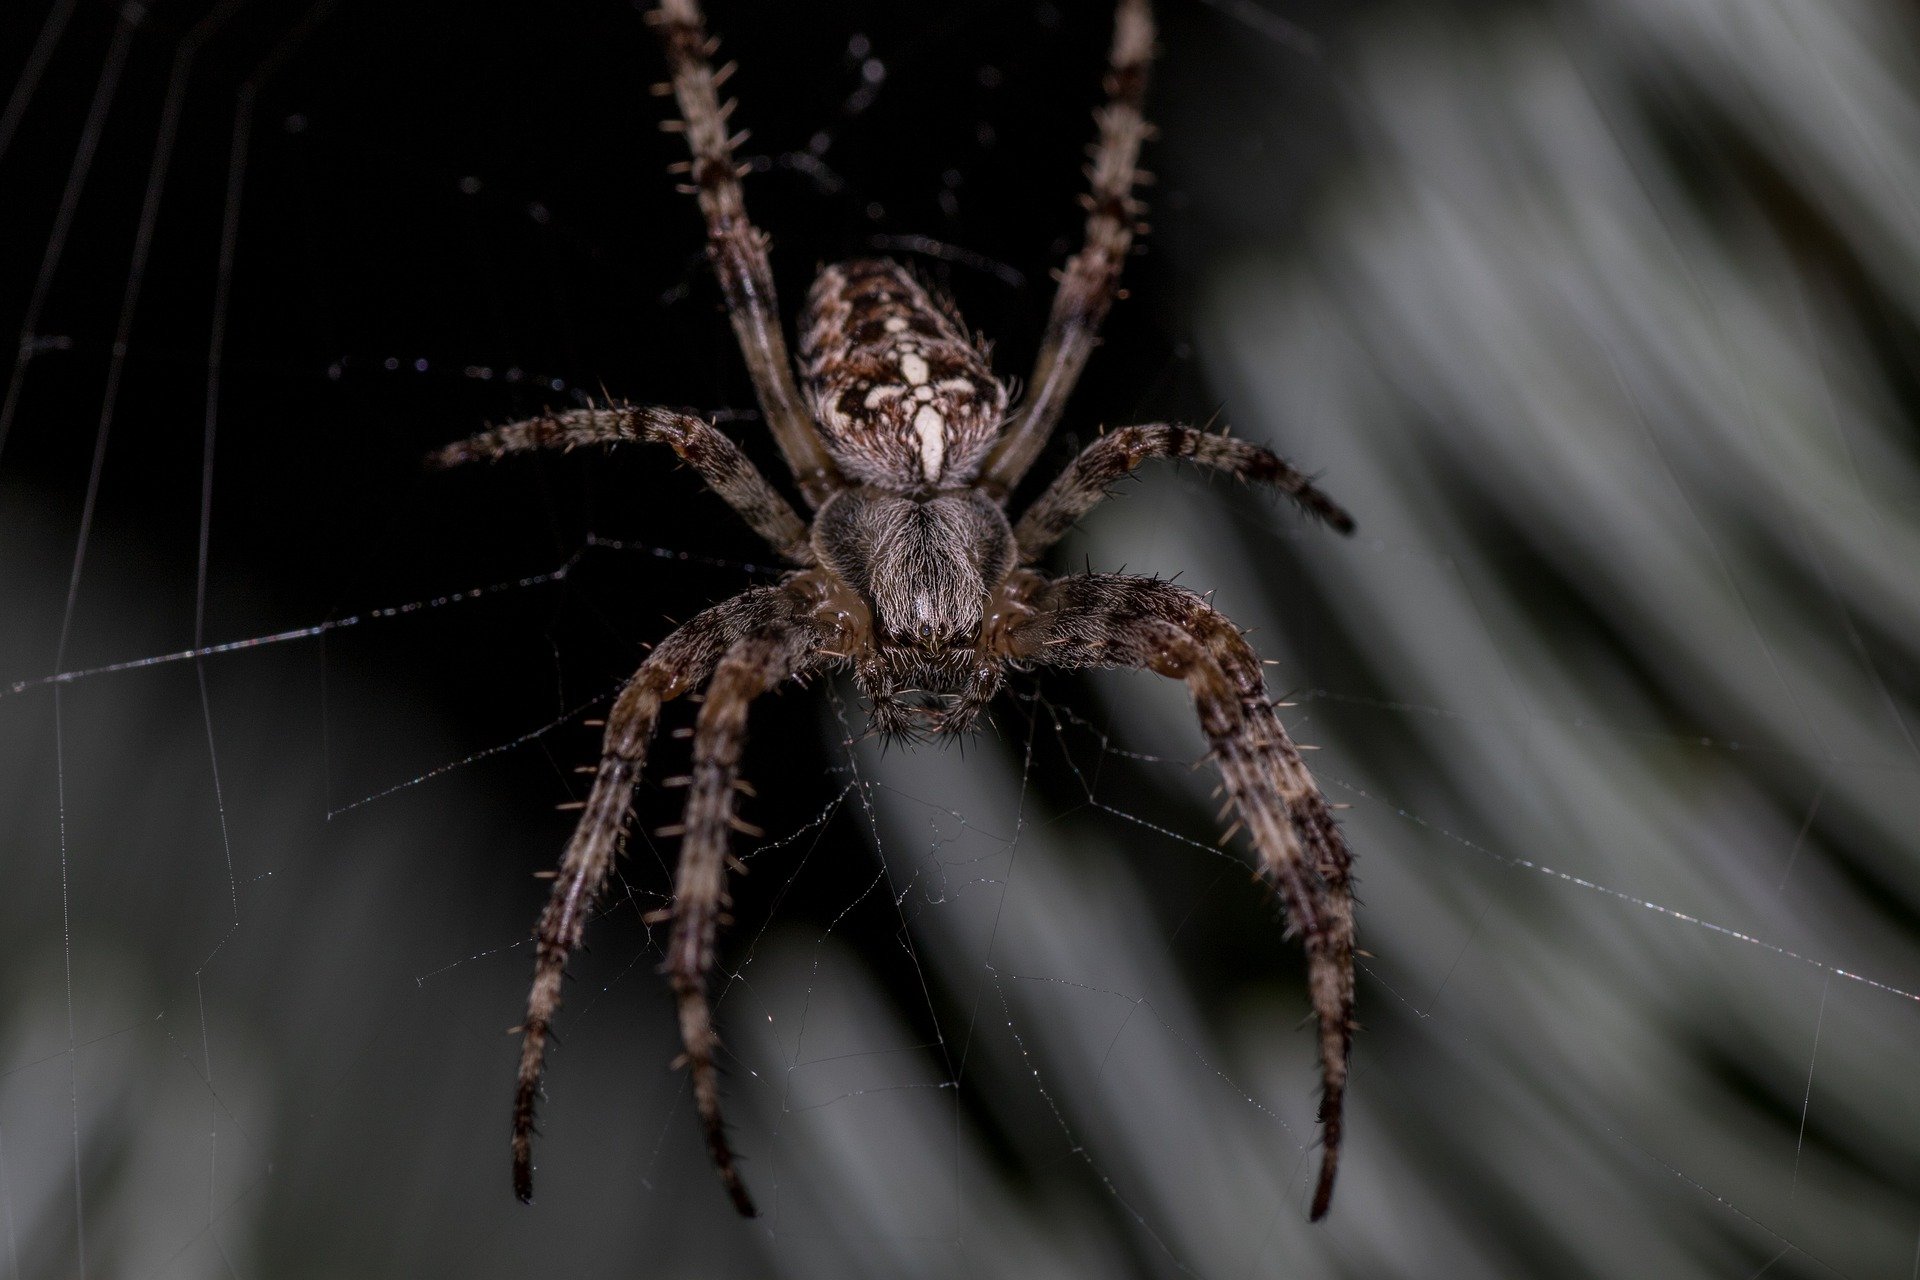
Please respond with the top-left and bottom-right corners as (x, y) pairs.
(886, 614), (977, 650)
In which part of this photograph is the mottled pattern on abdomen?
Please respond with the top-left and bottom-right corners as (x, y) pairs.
(798, 260), (1007, 490)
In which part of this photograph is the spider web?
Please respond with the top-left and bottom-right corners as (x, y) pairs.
(5, 0), (1920, 1277)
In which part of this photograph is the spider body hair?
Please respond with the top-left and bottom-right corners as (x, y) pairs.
(800, 259), (1007, 491)
(812, 484), (1016, 733)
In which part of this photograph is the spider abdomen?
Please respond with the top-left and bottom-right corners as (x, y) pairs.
(798, 260), (1008, 490)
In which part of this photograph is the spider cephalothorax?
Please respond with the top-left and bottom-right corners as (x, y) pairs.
(434, 0), (1360, 1224)
(813, 483), (1020, 734)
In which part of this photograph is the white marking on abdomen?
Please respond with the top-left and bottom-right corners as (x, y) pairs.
(899, 351), (930, 385)
(913, 404), (945, 479)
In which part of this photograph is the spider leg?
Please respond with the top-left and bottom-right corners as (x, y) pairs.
(978, 0), (1156, 500)
(430, 403), (813, 563)
(663, 616), (825, 1217)
(648, 0), (842, 508)
(512, 584), (815, 1204)
(1013, 423), (1354, 561)
(1010, 572), (1354, 1220)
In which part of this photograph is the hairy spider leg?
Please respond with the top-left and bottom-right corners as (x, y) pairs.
(661, 617), (826, 1217)
(431, 404), (814, 563)
(510, 586), (817, 1203)
(1011, 573), (1356, 1220)
(1013, 423), (1355, 561)
(979, 0), (1157, 498)
(650, 0), (843, 507)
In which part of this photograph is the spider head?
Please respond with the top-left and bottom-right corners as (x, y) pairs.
(813, 487), (1014, 653)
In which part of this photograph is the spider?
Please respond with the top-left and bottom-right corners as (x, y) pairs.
(432, 0), (1357, 1224)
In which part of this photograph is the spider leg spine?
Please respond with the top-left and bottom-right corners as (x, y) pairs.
(661, 613), (825, 1217)
(510, 585), (813, 1205)
(651, 0), (843, 506)
(430, 403), (814, 563)
(1014, 423), (1354, 562)
(979, 0), (1157, 498)
(1008, 572), (1355, 1221)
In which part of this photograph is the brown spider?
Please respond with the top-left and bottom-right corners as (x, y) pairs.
(432, 0), (1357, 1223)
